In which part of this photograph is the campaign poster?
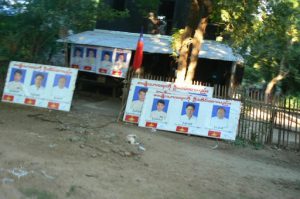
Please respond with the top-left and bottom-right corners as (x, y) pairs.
(123, 78), (214, 124)
(2, 61), (78, 112)
(97, 47), (114, 75)
(82, 47), (98, 72)
(71, 45), (132, 79)
(138, 91), (241, 141)
(110, 49), (132, 78)
(70, 45), (85, 70)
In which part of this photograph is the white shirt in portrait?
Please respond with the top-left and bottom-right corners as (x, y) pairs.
(72, 56), (83, 66)
(29, 85), (45, 97)
(6, 81), (24, 93)
(101, 60), (113, 69)
(210, 117), (229, 130)
(52, 86), (70, 101)
(131, 100), (144, 113)
(180, 115), (197, 126)
(150, 110), (167, 121)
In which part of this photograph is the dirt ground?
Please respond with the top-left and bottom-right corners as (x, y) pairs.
(0, 93), (300, 199)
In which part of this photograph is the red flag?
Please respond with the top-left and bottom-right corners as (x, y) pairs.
(132, 31), (144, 71)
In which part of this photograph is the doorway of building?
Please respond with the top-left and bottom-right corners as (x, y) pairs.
(158, 0), (176, 35)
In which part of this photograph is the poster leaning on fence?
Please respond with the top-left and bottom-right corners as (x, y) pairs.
(139, 90), (241, 141)
(123, 78), (214, 123)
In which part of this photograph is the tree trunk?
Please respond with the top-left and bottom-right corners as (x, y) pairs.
(185, 17), (208, 84)
(175, 0), (212, 84)
(264, 56), (288, 102)
(175, 0), (201, 83)
(175, 27), (192, 83)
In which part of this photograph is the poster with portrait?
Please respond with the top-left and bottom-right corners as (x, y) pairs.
(110, 49), (132, 78)
(83, 47), (98, 72)
(123, 78), (214, 124)
(70, 45), (85, 70)
(70, 45), (132, 78)
(138, 91), (241, 141)
(2, 61), (78, 111)
(97, 47), (114, 75)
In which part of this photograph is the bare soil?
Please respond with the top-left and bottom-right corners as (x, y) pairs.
(0, 93), (300, 199)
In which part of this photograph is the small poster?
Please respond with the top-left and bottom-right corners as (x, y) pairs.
(70, 45), (85, 70)
(123, 78), (214, 124)
(110, 49), (132, 78)
(83, 47), (98, 72)
(97, 48), (114, 75)
(2, 61), (78, 111)
(138, 91), (241, 141)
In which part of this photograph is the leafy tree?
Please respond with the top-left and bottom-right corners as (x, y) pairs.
(0, 0), (128, 64)
(134, 0), (160, 16)
(213, 0), (300, 97)
(173, 0), (299, 97)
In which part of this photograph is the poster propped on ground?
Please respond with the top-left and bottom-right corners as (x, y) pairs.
(138, 91), (241, 141)
(70, 45), (132, 78)
(123, 78), (214, 124)
(2, 61), (78, 112)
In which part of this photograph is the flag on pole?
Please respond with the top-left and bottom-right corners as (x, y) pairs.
(132, 29), (144, 71)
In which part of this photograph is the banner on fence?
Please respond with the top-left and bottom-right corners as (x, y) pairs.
(138, 91), (241, 141)
(2, 61), (78, 111)
(123, 78), (214, 123)
(70, 45), (132, 79)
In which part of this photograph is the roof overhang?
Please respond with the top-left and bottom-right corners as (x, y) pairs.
(58, 29), (244, 63)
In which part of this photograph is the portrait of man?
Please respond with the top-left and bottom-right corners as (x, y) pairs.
(113, 53), (127, 70)
(52, 75), (71, 100)
(130, 87), (148, 113)
(210, 106), (230, 129)
(85, 48), (97, 68)
(150, 99), (168, 121)
(72, 47), (84, 66)
(7, 68), (26, 92)
(29, 72), (47, 96)
(180, 103), (198, 125)
(101, 51), (113, 69)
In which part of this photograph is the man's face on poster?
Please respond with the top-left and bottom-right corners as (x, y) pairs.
(118, 54), (125, 62)
(186, 105), (195, 118)
(138, 91), (146, 102)
(88, 50), (95, 58)
(104, 54), (110, 61)
(14, 72), (22, 82)
(75, 49), (82, 57)
(217, 108), (225, 119)
(157, 102), (165, 112)
(35, 75), (44, 87)
(58, 77), (66, 88)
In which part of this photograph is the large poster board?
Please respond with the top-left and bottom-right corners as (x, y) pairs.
(138, 91), (241, 141)
(2, 61), (78, 112)
(70, 45), (131, 78)
(123, 78), (214, 123)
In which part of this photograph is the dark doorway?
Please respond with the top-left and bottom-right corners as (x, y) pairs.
(112, 0), (126, 11)
(158, 0), (176, 35)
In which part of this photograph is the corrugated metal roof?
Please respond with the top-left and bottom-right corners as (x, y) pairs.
(58, 29), (243, 62)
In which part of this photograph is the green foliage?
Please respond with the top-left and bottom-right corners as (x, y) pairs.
(66, 185), (77, 197)
(134, 0), (160, 16)
(211, 0), (300, 96)
(0, 0), (128, 65)
(21, 188), (57, 199)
